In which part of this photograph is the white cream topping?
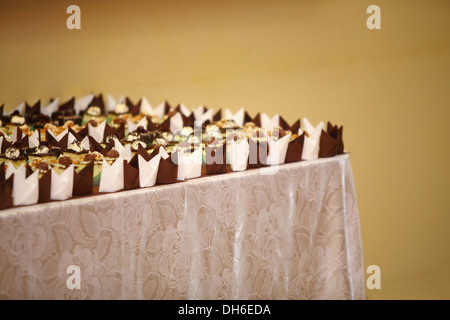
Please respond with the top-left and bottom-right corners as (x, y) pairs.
(86, 106), (101, 116)
(131, 140), (147, 151)
(5, 147), (20, 159)
(11, 115), (26, 125)
(69, 140), (86, 152)
(35, 145), (50, 155)
(114, 103), (129, 114)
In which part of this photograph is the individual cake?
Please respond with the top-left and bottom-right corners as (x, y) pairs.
(29, 158), (51, 179)
(27, 143), (62, 165)
(82, 94), (106, 125)
(63, 140), (89, 163)
(104, 148), (120, 165)
(51, 155), (73, 175)
(124, 126), (154, 146)
(108, 103), (130, 123)
(248, 129), (269, 168)
(5, 113), (26, 133)
(0, 145), (27, 168)
(205, 137), (227, 174)
(173, 126), (194, 142)
(77, 151), (104, 186)
(130, 140), (149, 155)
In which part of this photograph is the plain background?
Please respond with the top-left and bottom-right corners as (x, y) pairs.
(0, 0), (449, 299)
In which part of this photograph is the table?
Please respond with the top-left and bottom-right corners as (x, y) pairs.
(0, 154), (365, 300)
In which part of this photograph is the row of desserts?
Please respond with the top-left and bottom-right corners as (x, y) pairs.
(0, 116), (295, 179)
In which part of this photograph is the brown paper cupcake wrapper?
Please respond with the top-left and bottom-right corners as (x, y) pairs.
(55, 133), (69, 151)
(146, 116), (159, 131)
(156, 152), (178, 184)
(289, 119), (301, 134)
(213, 109), (222, 122)
(38, 170), (51, 203)
(326, 122), (344, 154)
(319, 129), (339, 158)
(1, 136), (13, 153)
(243, 111), (253, 124)
(129, 144), (151, 169)
(68, 126), (83, 142)
(88, 136), (113, 156)
(73, 161), (93, 196)
(104, 123), (125, 141)
(76, 126), (89, 140)
(0, 175), (13, 210)
(158, 116), (170, 132)
(0, 162), (5, 182)
(252, 113), (261, 127)
(163, 101), (171, 115)
(248, 138), (269, 168)
(88, 93), (106, 116)
(25, 100), (41, 116)
(124, 160), (140, 190)
(279, 115), (290, 130)
(58, 97), (75, 114)
(180, 111), (195, 127)
(285, 134), (305, 163)
(126, 97), (142, 116)
(205, 143), (227, 175)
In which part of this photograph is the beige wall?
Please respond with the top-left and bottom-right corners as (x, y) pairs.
(1, 0), (449, 299)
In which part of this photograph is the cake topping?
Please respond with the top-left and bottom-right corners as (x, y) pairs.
(131, 140), (147, 151)
(36, 161), (49, 172)
(179, 126), (194, 137)
(205, 124), (220, 132)
(11, 115), (26, 125)
(106, 149), (120, 159)
(113, 117), (126, 126)
(154, 137), (168, 146)
(86, 106), (101, 116)
(114, 103), (129, 115)
(105, 134), (117, 144)
(135, 126), (146, 133)
(34, 144), (50, 155)
(5, 147), (20, 159)
(187, 135), (201, 145)
(126, 132), (140, 142)
(58, 156), (73, 168)
(69, 140), (86, 153)
(161, 132), (173, 142)
(221, 119), (237, 129)
(84, 152), (98, 162)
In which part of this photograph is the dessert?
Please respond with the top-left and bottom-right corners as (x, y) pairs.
(0, 92), (346, 209)
(63, 139), (89, 162)
(27, 143), (61, 165)
(0, 145), (27, 168)
(82, 94), (106, 125)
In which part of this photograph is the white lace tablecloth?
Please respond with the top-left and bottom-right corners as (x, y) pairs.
(0, 154), (364, 300)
